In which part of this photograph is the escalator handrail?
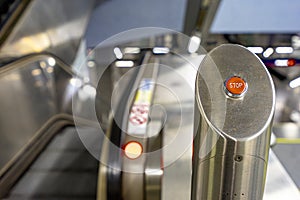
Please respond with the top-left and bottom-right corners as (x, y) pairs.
(0, 53), (80, 78)
(0, 52), (91, 197)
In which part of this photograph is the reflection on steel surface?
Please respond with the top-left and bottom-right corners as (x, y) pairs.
(0, 54), (80, 197)
(192, 44), (275, 200)
(0, 0), (95, 65)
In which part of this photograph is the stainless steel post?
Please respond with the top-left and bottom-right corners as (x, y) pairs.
(192, 44), (275, 200)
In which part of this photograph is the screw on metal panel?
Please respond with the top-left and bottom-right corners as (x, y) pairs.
(234, 155), (243, 162)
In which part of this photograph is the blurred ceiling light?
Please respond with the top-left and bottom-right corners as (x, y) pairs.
(114, 47), (123, 59)
(8, 74), (20, 81)
(40, 61), (47, 69)
(153, 47), (170, 54)
(287, 59), (296, 66)
(145, 169), (163, 176)
(115, 60), (134, 68)
(83, 77), (90, 83)
(263, 47), (274, 58)
(83, 84), (96, 97)
(276, 47), (293, 54)
(292, 35), (300, 49)
(70, 78), (82, 87)
(290, 110), (300, 123)
(19, 33), (51, 53)
(47, 57), (56, 66)
(188, 36), (201, 53)
(124, 47), (140, 54)
(275, 59), (289, 67)
(87, 60), (96, 68)
(47, 67), (54, 73)
(274, 59), (296, 67)
(247, 47), (263, 54)
(31, 69), (41, 76)
(289, 77), (300, 88)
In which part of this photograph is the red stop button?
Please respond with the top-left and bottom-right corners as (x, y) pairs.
(224, 76), (248, 98)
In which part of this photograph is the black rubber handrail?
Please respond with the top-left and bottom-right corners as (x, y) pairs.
(104, 51), (147, 200)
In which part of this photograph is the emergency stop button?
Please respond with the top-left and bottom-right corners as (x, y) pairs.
(224, 76), (248, 98)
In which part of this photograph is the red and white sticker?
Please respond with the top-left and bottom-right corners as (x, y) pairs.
(127, 79), (154, 135)
(129, 114), (147, 125)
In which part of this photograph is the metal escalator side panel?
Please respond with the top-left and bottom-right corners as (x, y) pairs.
(0, 54), (81, 197)
(144, 128), (163, 200)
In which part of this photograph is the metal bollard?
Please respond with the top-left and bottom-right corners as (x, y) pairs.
(192, 44), (275, 200)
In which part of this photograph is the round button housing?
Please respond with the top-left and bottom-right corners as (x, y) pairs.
(224, 76), (248, 98)
(123, 141), (143, 159)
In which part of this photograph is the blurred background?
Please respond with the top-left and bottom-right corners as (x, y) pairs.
(0, 0), (299, 199)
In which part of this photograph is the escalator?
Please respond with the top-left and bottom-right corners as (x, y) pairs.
(0, 1), (99, 197)
(0, 54), (102, 199)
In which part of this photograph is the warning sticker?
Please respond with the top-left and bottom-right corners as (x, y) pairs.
(127, 79), (154, 135)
